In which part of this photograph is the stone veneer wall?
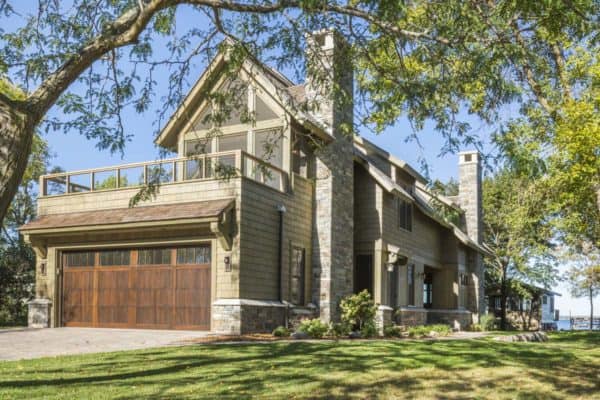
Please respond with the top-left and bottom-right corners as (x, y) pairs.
(395, 307), (428, 326)
(306, 31), (354, 322)
(427, 309), (472, 330)
(212, 299), (286, 334)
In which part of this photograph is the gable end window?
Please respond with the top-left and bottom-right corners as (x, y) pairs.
(397, 198), (413, 231)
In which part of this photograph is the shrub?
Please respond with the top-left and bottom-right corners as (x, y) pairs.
(272, 326), (290, 337)
(328, 322), (351, 338)
(383, 325), (403, 338)
(298, 318), (329, 339)
(339, 290), (377, 331)
(479, 314), (497, 331)
(407, 324), (452, 338)
(360, 321), (378, 338)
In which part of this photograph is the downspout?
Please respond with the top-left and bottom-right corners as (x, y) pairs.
(276, 204), (288, 327)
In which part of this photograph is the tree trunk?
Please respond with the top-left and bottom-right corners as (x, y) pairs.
(590, 286), (594, 331)
(500, 266), (508, 330)
(0, 98), (35, 225)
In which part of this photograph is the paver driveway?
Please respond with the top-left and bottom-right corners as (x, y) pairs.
(0, 327), (212, 361)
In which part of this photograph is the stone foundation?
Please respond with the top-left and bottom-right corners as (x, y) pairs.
(27, 298), (51, 328)
(212, 299), (286, 334)
(395, 307), (427, 326)
(427, 309), (472, 330)
(288, 304), (319, 330)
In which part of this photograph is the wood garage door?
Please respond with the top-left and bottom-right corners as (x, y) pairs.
(62, 245), (211, 330)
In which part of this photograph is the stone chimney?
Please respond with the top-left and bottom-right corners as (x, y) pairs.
(306, 30), (354, 322)
(458, 151), (482, 244)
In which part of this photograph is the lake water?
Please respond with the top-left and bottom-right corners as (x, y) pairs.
(556, 319), (600, 330)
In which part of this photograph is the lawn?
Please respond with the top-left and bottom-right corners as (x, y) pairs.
(0, 332), (598, 399)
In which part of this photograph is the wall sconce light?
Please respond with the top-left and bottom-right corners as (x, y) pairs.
(386, 263), (395, 273)
(224, 256), (231, 272)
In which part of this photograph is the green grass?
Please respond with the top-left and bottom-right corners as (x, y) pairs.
(0, 332), (598, 399)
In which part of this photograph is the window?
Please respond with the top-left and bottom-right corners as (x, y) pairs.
(64, 251), (95, 267)
(184, 139), (214, 180)
(494, 296), (501, 310)
(185, 139), (213, 156)
(254, 129), (283, 168)
(218, 133), (247, 152)
(99, 250), (130, 266)
(389, 266), (399, 307)
(460, 273), (469, 286)
(193, 105), (213, 130)
(255, 95), (278, 121)
(549, 296), (554, 312)
(397, 198), (413, 231)
(542, 295), (548, 305)
(176, 246), (211, 264)
(423, 272), (433, 308)
(215, 79), (248, 127)
(407, 264), (415, 306)
(138, 248), (171, 265)
(290, 247), (305, 305)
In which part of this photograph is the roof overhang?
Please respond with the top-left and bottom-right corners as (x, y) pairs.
(20, 199), (235, 249)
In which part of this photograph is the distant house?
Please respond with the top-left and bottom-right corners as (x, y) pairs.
(487, 281), (560, 330)
(21, 31), (488, 334)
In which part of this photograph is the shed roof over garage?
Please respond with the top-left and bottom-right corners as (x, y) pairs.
(20, 199), (234, 234)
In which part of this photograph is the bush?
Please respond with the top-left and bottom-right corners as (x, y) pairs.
(328, 322), (351, 338)
(479, 314), (497, 331)
(383, 325), (404, 338)
(272, 326), (290, 337)
(339, 290), (377, 331)
(298, 318), (329, 339)
(408, 324), (452, 338)
(360, 321), (378, 338)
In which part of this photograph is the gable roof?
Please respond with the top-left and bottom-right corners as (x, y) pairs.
(154, 44), (332, 151)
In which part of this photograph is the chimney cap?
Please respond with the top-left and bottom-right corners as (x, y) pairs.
(458, 151), (480, 164)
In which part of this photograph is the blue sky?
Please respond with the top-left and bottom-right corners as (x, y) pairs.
(6, 3), (596, 318)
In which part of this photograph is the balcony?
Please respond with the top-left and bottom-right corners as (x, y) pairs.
(40, 150), (288, 197)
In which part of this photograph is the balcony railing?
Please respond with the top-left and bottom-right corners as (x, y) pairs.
(40, 150), (288, 196)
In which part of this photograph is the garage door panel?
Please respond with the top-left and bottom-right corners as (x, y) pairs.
(62, 245), (211, 330)
(62, 269), (93, 325)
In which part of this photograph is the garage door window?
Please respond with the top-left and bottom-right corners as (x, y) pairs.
(138, 248), (171, 265)
(177, 246), (211, 264)
(64, 251), (95, 267)
(99, 249), (130, 266)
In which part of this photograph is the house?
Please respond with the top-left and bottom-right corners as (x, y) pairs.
(486, 281), (560, 330)
(21, 31), (488, 334)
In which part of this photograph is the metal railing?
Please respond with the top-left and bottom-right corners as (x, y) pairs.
(40, 150), (288, 196)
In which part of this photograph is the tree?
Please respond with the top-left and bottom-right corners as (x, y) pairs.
(0, 134), (50, 325)
(0, 1), (597, 226)
(483, 168), (557, 330)
(565, 243), (600, 331)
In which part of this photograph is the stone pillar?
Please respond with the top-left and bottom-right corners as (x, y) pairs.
(306, 30), (354, 322)
(375, 305), (393, 336)
(28, 298), (51, 328)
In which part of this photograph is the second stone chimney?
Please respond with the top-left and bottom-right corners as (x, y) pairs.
(458, 151), (482, 244)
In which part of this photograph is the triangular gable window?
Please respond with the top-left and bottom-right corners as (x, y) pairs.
(255, 95), (278, 121)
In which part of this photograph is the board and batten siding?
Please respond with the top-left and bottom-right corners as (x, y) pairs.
(238, 174), (314, 302)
